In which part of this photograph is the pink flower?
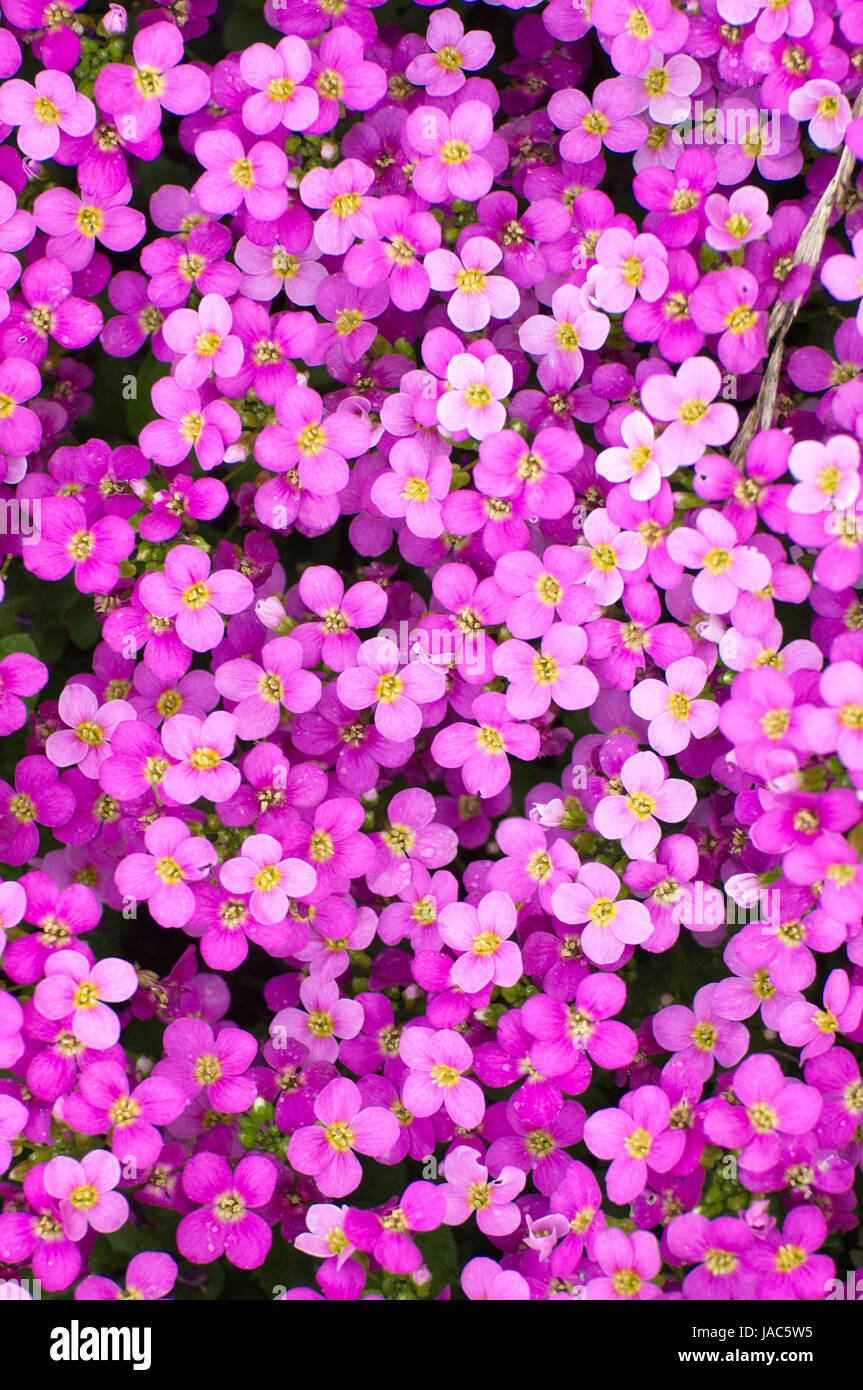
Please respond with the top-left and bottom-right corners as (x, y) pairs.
(254, 385), (371, 492)
(193, 131), (289, 222)
(178, 1153), (277, 1270)
(440, 1145), (525, 1235)
(787, 435), (860, 516)
(431, 691), (541, 798)
(94, 21), (210, 138)
(461, 1256), (530, 1301)
(43, 1151), (128, 1241)
(370, 439), (451, 538)
(593, 750), (697, 858)
(653, 983), (750, 1079)
(23, 497), (134, 592)
(138, 545), (254, 653)
(159, 712), (241, 804)
(288, 1077), (399, 1198)
(552, 862), (652, 966)
(299, 158), (377, 255)
(155, 1018), (258, 1112)
(629, 656), (719, 755)
(788, 79), (851, 150)
(666, 508), (772, 615)
(436, 351), (512, 442)
(399, 1026), (485, 1128)
(493, 625), (598, 720)
(214, 637), (322, 737)
(405, 101), (496, 204)
(239, 36), (319, 134)
(114, 817), (218, 928)
(704, 187), (772, 251)
(778, 969), (863, 1062)
(595, 410), (677, 500)
(567, 509), (647, 606)
(337, 636), (446, 742)
(33, 183), (145, 271)
(590, 229), (668, 314)
(162, 294), (244, 390)
(291, 565), (388, 672)
(584, 1085), (685, 1203)
(34, 949), (138, 1048)
(438, 890), (522, 993)
(548, 79), (644, 162)
(640, 357), (738, 465)
(273, 976), (364, 1063)
(405, 10), (494, 97)
(219, 833), (316, 925)
(425, 237), (518, 333)
(45, 685), (134, 779)
(0, 69), (94, 159)
(585, 1228), (662, 1300)
(519, 283), (610, 388)
(494, 544), (594, 638)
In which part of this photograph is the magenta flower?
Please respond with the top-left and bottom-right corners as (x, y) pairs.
(43, 1150), (128, 1241)
(291, 564), (387, 671)
(343, 1181), (445, 1273)
(155, 1018), (257, 1112)
(494, 544), (593, 639)
(178, 1153), (277, 1269)
(63, 1060), (186, 1169)
(34, 949), (138, 1049)
(114, 816), (218, 928)
(440, 1145), (525, 1235)
(0, 652), (48, 737)
(521, 974), (638, 1077)
(399, 1026), (484, 1128)
(747, 1208), (834, 1300)
(344, 195), (440, 312)
(75, 1252), (178, 1302)
(585, 1227), (662, 1300)
(0, 1094), (27, 1175)
(254, 385), (371, 492)
(138, 378), (241, 472)
(666, 508), (772, 615)
(553, 862), (652, 966)
(33, 184), (145, 272)
(337, 636), (446, 742)
(431, 692), (541, 798)
(629, 656), (719, 755)
(584, 1085), (686, 1203)
(94, 21), (210, 138)
(45, 685), (134, 779)
(593, 750), (697, 858)
(405, 101), (495, 203)
(689, 267), (768, 374)
(704, 1054), (823, 1172)
(288, 1078), (399, 1198)
(653, 983), (750, 1080)
(0, 70), (94, 160)
(0, 358), (43, 457)
(159, 712), (240, 804)
(461, 1256), (530, 1301)
(138, 546), (253, 654)
(24, 497), (134, 592)
(239, 36), (319, 134)
(567, 508), (647, 606)
(665, 1214), (756, 1300)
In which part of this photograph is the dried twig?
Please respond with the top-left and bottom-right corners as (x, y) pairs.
(729, 88), (863, 467)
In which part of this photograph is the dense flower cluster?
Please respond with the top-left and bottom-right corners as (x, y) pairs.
(0, 0), (861, 1304)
